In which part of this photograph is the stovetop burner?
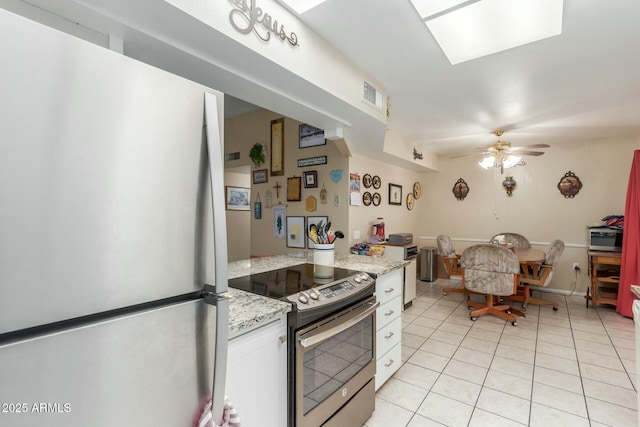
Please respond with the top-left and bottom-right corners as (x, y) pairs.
(228, 263), (360, 300)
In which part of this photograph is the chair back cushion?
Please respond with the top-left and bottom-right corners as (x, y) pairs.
(461, 244), (519, 296)
(544, 240), (565, 266)
(491, 232), (531, 249)
(437, 235), (456, 257)
(535, 239), (565, 287)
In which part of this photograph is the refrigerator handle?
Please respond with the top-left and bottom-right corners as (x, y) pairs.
(204, 93), (228, 294)
(203, 293), (229, 427)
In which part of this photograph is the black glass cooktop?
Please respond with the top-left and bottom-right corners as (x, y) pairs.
(228, 263), (362, 300)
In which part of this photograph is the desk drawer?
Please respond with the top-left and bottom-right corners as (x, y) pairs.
(376, 297), (402, 330)
(377, 318), (402, 357)
(594, 256), (621, 265)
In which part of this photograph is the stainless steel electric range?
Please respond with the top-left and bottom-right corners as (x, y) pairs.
(229, 263), (378, 427)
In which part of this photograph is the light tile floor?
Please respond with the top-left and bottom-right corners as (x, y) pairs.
(365, 278), (638, 427)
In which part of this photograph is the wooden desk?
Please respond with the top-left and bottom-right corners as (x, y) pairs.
(585, 251), (621, 308)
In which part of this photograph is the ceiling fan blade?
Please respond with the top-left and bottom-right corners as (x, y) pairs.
(509, 144), (550, 151)
(449, 150), (492, 159)
(517, 150), (546, 156)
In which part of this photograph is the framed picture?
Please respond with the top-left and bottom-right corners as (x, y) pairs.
(286, 216), (306, 248)
(299, 124), (326, 148)
(307, 215), (328, 248)
(270, 118), (284, 176)
(225, 186), (250, 210)
(389, 183), (402, 205)
(287, 176), (302, 201)
(303, 170), (318, 188)
(253, 169), (268, 184)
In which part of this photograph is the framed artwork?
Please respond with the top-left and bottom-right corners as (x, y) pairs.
(307, 215), (328, 248)
(372, 192), (381, 206)
(452, 178), (470, 201)
(389, 183), (402, 205)
(299, 124), (326, 148)
(363, 173), (373, 188)
(270, 118), (284, 176)
(363, 191), (372, 206)
(406, 193), (414, 210)
(303, 170), (318, 188)
(413, 182), (421, 199)
(253, 169), (268, 184)
(286, 216), (306, 248)
(273, 205), (286, 239)
(287, 176), (302, 201)
(372, 175), (381, 189)
(225, 186), (250, 210)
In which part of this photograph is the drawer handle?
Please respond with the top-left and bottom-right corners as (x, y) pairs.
(384, 288), (395, 294)
(384, 310), (395, 317)
(384, 332), (394, 339)
(384, 359), (395, 367)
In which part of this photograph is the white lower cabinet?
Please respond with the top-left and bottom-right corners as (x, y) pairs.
(227, 315), (287, 426)
(374, 269), (403, 390)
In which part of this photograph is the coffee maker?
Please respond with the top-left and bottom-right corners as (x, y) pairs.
(372, 217), (385, 240)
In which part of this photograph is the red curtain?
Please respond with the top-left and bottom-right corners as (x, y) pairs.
(617, 150), (640, 318)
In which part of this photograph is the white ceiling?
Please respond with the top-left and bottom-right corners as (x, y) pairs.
(6, 0), (640, 161)
(297, 0), (640, 155)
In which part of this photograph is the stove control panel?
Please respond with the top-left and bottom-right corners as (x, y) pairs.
(289, 272), (374, 308)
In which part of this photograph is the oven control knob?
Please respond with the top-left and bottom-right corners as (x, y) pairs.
(353, 275), (362, 284)
(298, 293), (310, 304)
(309, 289), (320, 300)
(360, 273), (371, 281)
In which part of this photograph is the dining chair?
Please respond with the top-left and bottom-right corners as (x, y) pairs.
(436, 235), (464, 296)
(490, 232), (531, 249)
(516, 239), (565, 311)
(461, 244), (524, 326)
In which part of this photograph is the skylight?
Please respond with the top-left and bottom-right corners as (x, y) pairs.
(278, 0), (328, 14)
(411, 0), (564, 65)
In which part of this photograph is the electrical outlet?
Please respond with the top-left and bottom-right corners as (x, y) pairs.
(573, 262), (580, 270)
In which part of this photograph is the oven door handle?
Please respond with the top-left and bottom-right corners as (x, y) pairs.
(299, 301), (380, 348)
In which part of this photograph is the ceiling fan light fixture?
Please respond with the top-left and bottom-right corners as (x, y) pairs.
(503, 155), (522, 169)
(479, 156), (496, 169)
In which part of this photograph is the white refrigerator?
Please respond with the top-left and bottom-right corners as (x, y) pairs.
(0, 10), (229, 426)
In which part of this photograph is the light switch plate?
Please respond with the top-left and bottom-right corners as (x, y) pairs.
(354, 230), (360, 239)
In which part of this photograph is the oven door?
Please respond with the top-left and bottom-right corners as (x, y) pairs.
(295, 296), (379, 427)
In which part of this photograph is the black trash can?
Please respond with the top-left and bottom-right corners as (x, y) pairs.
(420, 247), (436, 282)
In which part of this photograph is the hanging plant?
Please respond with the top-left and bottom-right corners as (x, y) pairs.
(249, 143), (265, 167)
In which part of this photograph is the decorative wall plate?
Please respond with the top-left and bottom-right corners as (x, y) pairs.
(406, 193), (414, 210)
(363, 191), (372, 206)
(363, 173), (373, 188)
(372, 192), (381, 206)
(319, 184), (327, 204)
(557, 171), (583, 198)
(372, 175), (381, 189)
(452, 178), (469, 201)
(413, 182), (421, 199)
(305, 195), (317, 212)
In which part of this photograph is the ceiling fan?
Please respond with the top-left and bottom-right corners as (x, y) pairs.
(451, 130), (550, 174)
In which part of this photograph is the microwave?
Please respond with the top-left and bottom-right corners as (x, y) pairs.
(588, 228), (623, 252)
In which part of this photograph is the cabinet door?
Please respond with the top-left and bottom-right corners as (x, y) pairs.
(227, 316), (287, 426)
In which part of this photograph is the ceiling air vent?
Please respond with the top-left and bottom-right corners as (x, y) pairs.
(363, 81), (383, 110)
(224, 152), (240, 161)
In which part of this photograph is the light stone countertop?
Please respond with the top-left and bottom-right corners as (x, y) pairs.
(227, 251), (409, 339)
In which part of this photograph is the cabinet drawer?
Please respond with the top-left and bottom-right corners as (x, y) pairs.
(593, 256), (621, 265)
(376, 270), (402, 304)
(376, 297), (402, 330)
(377, 318), (402, 357)
(375, 343), (402, 391)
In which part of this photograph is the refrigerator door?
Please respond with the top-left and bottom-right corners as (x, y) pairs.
(0, 297), (227, 427)
(0, 11), (226, 333)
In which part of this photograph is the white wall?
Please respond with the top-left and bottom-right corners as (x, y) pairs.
(415, 134), (638, 292)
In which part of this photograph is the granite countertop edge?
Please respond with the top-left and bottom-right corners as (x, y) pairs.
(227, 251), (409, 339)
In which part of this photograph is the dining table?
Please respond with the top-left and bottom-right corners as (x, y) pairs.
(512, 247), (546, 278)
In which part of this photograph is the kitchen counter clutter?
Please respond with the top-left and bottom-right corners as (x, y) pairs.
(227, 250), (409, 337)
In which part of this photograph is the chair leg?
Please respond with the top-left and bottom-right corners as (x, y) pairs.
(469, 294), (518, 325)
